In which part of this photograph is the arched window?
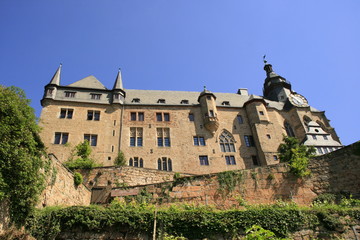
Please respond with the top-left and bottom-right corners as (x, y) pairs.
(219, 130), (236, 152)
(284, 122), (295, 137)
(129, 157), (144, 168)
(158, 157), (172, 171)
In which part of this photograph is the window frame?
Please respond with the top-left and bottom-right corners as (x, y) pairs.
(130, 127), (143, 147)
(54, 132), (69, 145)
(225, 155), (236, 165)
(64, 91), (76, 98)
(87, 110), (100, 121)
(199, 155), (209, 166)
(188, 113), (195, 121)
(59, 108), (73, 119)
(193, 136), (206, 146)
(244, 135), (255, 147)
(84, 134), (98, 146)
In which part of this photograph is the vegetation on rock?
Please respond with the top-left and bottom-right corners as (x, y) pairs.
(278, 136), (316, 177)
(0, 86), (49, 226)
(73, 172), (83, 186)
(64, 141), (100, 169)
(114, 150), (126, 166)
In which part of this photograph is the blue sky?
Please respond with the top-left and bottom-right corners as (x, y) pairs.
(0, 1), (359, 145)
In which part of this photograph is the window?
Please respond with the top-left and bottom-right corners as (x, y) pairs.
(114, 93), (120, 100)
(252, 155), (259, 166)
(284, 122), (295, 137)
(193, 136), (206, 146)
(54, 132), (68, 144)
(206, 96), (211, 100)
(188, 113), (194, 121)
(266, 134), (271, 139)
(156, 112), (170, 121)
(225, 156), (236, 165)
(87, 110), (100, 121)
(60, 108), (73, 119)
(323, 147), (329, 153)
(130, 127), (143, 147)
(199, 156), (209, 165)
(64, 91), (76, 98)
(84, 134), (97, 146)
(312, 135), (317, 140)
(237, 115), (243, 124)
(273, 155), (278, 161)
(158, 157), (172, 171)
(130, 112), (144, 121)
(157, 99), (166, 104)
(323, 135), (328, 140)
(157, 128), (170, 147)
(316, 147), (323, 154)
(132, 98), (140, 103)
(244, 135), (255, 147)
(219, 130), (236, 152)
(222, 101), (230, 106)
(90, 93), (101, 100)
(47, 88), (54, 95)
(181, 99), (189, 104)
(259, 111), (264, 115)
(209, 110), (214, 117)
(129, 157), (144, 168)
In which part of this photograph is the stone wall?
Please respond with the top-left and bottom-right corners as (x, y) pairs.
(104, 142), (360, 206)
(38, 154), (91, 207)
(79, 166), (193, 189)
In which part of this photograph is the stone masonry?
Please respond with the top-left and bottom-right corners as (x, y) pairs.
(38, 154), (91, 207)
(104, 141), (360, 207)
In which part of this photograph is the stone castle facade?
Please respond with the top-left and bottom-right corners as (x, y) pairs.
(39, 62), (342, 174)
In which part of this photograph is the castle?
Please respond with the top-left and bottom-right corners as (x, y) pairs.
(39, 61), (342, 174)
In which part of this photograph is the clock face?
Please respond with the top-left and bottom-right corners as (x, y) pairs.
(289, 93), (308, 107)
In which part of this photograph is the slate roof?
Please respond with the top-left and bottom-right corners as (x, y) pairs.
(67, 76), (107, 90)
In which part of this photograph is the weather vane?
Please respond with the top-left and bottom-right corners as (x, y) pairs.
(204, 85), (207, 91)
(263, 55), (267, 64)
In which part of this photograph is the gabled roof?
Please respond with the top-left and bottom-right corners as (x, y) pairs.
(67, 76), (107, 90)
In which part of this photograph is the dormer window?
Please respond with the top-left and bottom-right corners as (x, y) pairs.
(114, 94), (120, 100)
(90, 93), (101, 100)
(47, 88), (54, 95)
(157, 99), (166, 104)
(132, 98), (140, 103)
(181, 100), (189, 104)
(65, 91), (76, 98)
(222, 101), (230, 106)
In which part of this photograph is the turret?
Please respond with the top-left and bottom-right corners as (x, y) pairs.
(197, 87), (219, 135)
(262, 58), (292, 102)
(112, 68), (126, 104)
(42, 64), (61, 105)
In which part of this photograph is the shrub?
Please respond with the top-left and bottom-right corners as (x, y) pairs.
(64, 141), (101, 170)
(73, 172), (83, 186)
(114, 151), (126, 166)
(278, 136), (315, 177)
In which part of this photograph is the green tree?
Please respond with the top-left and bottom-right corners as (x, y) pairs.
(114, 150), (126, 166)
(0, 86), (48, 225)
(278, 136), (316, 177)
(64, 140), (99, 169)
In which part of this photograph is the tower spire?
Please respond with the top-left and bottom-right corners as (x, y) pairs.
(49, 63), (62, 85)
(113, 68), (123, 90)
